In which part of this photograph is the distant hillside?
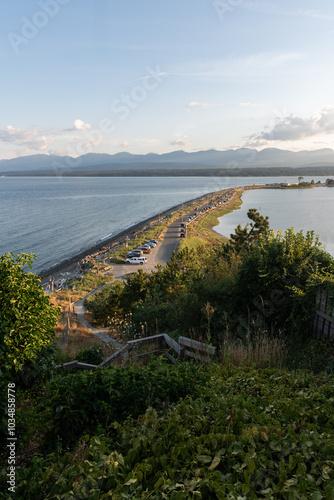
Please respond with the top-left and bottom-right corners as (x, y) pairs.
(1, 147), (334, 174)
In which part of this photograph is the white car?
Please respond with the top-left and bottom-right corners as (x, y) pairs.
(125, 256), (147, 265)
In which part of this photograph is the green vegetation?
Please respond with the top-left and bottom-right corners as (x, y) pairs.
(1, 211), (334, 499)
(85, 211), (334, 361)
(76, 345), (104, 366)
(67, 270), (114, 292)
(0, 253), (60, 374)
(4, 365), (334, 499)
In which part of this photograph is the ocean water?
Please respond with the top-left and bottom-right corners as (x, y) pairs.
(215, 186), (334, 257)
(0, 175), (331, 272)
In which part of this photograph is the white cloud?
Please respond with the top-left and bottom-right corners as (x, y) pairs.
(170, 135), (192, 148)
(245, 107), (334, 147)
(119, 141), (130, 148)
(186, 101), (224, 111)
(72, 119), (92, 131)
(187, 102), (212, 109)
(0, 121), (99, 156)
(0, 125), (54, 151)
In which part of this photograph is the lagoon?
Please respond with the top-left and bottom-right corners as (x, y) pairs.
(215, 186), (334, 256)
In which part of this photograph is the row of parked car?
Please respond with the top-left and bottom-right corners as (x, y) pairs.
(178, 190), (235, 238)
(125, 239), (158, 264)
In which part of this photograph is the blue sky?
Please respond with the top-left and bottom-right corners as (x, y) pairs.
(1, 0), (334, 159)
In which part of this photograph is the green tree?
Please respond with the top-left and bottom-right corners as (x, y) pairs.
(224, 208), (269, 255)
(235, 229), (334, 336)
(85, 281), (124, 327)
(121, 269), (150, 313)
(0, 253), (60, 374)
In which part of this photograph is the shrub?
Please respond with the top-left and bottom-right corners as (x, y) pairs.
(76, 345), (104, 365)
(41, 358), (209, 449)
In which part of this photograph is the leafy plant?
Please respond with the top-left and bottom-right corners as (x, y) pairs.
(11, 365), (334, 499)
(41, 358), (209, 449)
(76, 345), (104, 365)
(0, 253), (60, 375)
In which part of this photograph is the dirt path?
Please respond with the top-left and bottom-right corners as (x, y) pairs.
(72, 285), (123, 349)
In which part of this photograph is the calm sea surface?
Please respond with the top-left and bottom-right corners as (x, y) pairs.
(0, 175), (332, 272)
(215, 186), (334, 257)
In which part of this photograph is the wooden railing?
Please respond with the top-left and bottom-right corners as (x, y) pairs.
(313, 289), (334, 339)
(57, 333), (216, 372)
(178, 336), (216, 362)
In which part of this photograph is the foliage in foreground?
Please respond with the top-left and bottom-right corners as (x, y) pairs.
(38, 359), (210, 449)
(76, 345), (104, 366)
(10, 365), (334, 499)
(0, 253), (60, 374)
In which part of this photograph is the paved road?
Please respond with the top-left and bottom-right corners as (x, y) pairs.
(109, 207), (200, 276)
(110, 217), (183, 277)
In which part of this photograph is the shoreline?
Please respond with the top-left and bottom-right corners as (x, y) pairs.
(38, 182), (326, 284)
(38, 189), (229, 282)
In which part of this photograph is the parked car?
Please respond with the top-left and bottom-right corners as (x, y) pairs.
(127, 250), (142, 258)
(145, 241), (156, 248)
(180, 223), (185, 228)
(149, 239), (158, 244)
(180, 232), (186, 238)
(136, 245), (151, 253)
(126, 256), (147, 265)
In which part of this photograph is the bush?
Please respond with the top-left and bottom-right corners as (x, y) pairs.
(0, 253), (60, 374)
(10, 344), (60, 394)
(41, 358), (209, 449)
(286, 335), (334, 373)
(76, 345), (104, 365)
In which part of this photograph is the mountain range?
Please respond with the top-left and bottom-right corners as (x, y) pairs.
(1, 148), (334, 174)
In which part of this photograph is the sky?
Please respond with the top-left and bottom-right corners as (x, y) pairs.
(1, 0), (334, 159)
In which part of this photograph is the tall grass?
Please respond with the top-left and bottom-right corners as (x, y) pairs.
(220, 328), (287, 369)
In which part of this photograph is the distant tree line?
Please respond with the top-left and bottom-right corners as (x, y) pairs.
(4, 166), (334, 177)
